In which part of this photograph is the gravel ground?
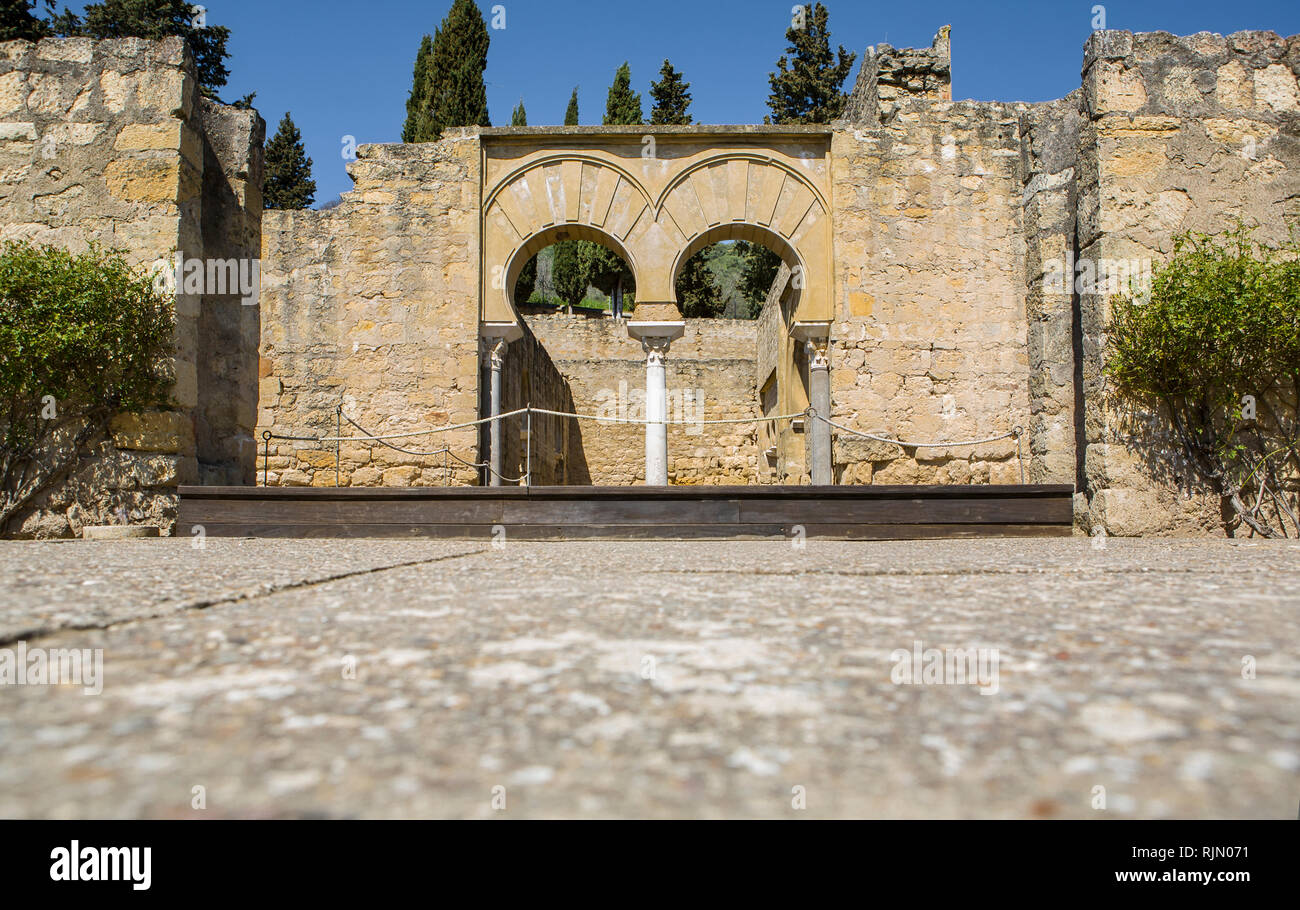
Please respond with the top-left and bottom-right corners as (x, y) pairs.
(0, 537), (1297, 819)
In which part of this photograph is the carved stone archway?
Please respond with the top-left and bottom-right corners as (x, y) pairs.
(478, 127), (834, 485)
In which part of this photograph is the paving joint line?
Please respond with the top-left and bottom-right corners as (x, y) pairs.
(0, 546), (494, 647)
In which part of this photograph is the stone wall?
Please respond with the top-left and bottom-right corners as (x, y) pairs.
(0, 37), (261, 537)
(755, 264), (809, 483)
(829, 91), (1031, 487)
(257, 133), (482, 488)
(523, 314), (762, 484)
(1076, 29), (1300, 535)
(1020, 92), (1085, 490)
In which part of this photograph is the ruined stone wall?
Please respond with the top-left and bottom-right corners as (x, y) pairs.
(843, 26), (952, 125)
(0, 37), (261, 536)
(258, 132), (482, 487)
(1020, 92), (1085, 491)
(1075, 30), (1300, 535)
(754, 264), (808, 483)
(829, 98), (1032, 487)
(196, 97), (263, 485)
(523, 314), (762, 484)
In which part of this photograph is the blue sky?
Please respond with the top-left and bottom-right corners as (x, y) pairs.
(58, 1), (1300, 204)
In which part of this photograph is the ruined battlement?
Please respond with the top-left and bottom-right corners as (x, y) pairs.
(842, 25), (952, 124)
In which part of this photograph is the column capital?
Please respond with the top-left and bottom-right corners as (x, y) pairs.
(480, 334), (508, 369)
(804, 337), (830, 371)
(641, 335), (673, 366)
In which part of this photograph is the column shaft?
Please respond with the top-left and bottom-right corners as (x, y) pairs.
(807, 340), (832, 485)
(487, 339), (505, 487)
(644, 338), (669, 486)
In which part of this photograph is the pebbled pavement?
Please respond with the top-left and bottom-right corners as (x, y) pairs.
(0, 537), (1297, 818)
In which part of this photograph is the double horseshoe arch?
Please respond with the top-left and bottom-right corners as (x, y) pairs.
(480, 135), (832, 326)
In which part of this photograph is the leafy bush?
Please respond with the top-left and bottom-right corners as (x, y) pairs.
(0, 241), (174, 529)
(1106, 225), (1300, 537)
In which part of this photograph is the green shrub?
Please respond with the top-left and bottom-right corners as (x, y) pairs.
(0, 241), (174, 529)
(1106, 224), (1300, 537)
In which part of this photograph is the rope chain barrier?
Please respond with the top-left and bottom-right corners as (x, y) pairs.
(261, 403), (1027, 486)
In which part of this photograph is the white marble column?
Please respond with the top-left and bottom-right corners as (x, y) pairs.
(485, 337), (506, 486)
(642, 336), (671, 486)
(793, 321), (833, 486)
(479, 322), (521, 487)
(627, 310), (685, 487)
(806, 337), (832, 485)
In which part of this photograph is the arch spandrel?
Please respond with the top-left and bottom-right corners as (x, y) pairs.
(479, 130), (833, 324)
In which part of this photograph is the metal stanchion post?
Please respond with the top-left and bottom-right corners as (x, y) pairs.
(262, 431), (271, 486)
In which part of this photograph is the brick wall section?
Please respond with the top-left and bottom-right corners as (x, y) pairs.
(523, 315), (762, 485)
(1076, 30), (1300, 535)
(257, 132), (482, 487)
(0, 37), (261, 537)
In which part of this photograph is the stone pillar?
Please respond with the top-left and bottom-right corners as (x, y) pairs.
(627, 307), (686, 486)
(806, 339), (832, 485)
(485, 337), (506, 486)
(479, 322), (522, 487)
(643, 336), (671, 485)
(794, 322), (833, 486)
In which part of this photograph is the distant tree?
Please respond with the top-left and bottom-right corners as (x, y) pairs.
(263, 113), (316, 210)
(551, 240), (589, 312)
(74, 0), (232, 93)
(737, 240), (783, 310)
(676, 249), (717, 318)
(649, 60), (692, 125)
(41, 1), (79, 36)
(765, 2), (856, 124)
(0, 1), (50, 41)
(511, 98), (527, 126)
(231, 91), (256, 110)
(402, 35), (435, 143)
(603, 62), (642, 125)
(564, 87), (579, 125)
(402, 0), (491, 143)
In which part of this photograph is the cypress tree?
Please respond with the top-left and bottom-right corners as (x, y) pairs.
(402, 35), (434, 143)
(403, 0), (491, 143)
(737, 240), (783, 312)
(564, 87), (579, 125)
(676, 250), (718, 318)
(551, 240), (588, 312)
(765, 2), (856, 124)
(263, 113), (316, 210)
(602, 62), (642, 125)
(649, 60), (692, 125)
(511, 99), (527, 126)
(77, 0), (231, 93)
